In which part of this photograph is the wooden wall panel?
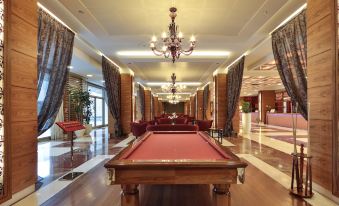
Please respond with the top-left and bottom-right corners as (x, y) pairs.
(307, 0), (336, 193)
(215, 74), (226, 129)
(9, 14), (37, 58)
(7, 0), (38, 197)
(190, 96), (195, 117)
(120, 74), (133, 134)
(10, 86), (37, 122)
(260, 90), (276, 124)
(11, 153), (37, 194)
(144, 90), (151, 121)
(10, 50), (37, 89)
(196, 90), (204, 120)
(11, 121), (37, 158)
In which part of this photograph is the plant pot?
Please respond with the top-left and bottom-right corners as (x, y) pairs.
(75, 129), (86, 138)
(242, 113), (251, 134)
(84, 124), (93, 135)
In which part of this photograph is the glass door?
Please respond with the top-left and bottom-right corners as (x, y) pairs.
(88, 84), (108, 128)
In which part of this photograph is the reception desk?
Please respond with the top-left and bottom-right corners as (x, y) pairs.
(266, 113), (307, 130)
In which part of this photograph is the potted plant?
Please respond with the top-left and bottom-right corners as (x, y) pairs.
(241, 101), (251, 134)
(69, 89), (93, 137)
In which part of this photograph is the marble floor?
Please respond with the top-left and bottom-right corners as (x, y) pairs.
(13, 124), (338, 206)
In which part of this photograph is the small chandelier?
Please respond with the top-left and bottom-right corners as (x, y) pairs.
(150, 7), (196, 63)
(162, 73), (186, 93)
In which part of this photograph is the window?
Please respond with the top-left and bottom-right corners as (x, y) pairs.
(88, 84), (108, 127)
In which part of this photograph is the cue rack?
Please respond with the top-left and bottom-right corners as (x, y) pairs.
(56, 121), (85, 181)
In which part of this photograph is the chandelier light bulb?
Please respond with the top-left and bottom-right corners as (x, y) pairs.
(190, 35), (196, 42)
(178, 32), (183, 38)
(162, 32), (167, 38)
(150, 42), (155, 48)
(162, 46), (167, 51)
(151, 35), (157, 42)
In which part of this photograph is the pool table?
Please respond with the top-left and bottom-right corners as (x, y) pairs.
(104, 131), (247, 206)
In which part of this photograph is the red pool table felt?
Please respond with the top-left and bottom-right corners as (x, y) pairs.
(120, 132), (230, 160)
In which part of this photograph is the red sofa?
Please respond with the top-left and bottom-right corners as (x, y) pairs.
(158, 118), (173, 124)
(146, 124), (198, 131)
(196, 120), (213, 131)
(173, 118), (187, 124)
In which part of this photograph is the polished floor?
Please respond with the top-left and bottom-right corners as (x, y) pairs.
(14, 125), (337, 206)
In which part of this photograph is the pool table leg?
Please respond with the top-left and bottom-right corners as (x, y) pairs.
(213, 184), (231, 206)
(121, 184), (139, 206)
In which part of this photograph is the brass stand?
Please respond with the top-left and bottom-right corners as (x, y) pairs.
(290, 144), (313, 198)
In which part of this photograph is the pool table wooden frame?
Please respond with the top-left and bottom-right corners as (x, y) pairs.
(104, 131), (247, 206)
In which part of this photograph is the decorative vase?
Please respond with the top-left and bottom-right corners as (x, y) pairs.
(74, 129), (86, 138)
(242, 113), (251, 134)
(84, 124), (93, 135)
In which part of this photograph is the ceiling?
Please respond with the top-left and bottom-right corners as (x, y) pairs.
(38, 0), (306, 101)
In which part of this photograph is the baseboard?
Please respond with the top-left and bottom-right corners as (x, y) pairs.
(0, 185), (35, 206)
(313, 183), (339, 204)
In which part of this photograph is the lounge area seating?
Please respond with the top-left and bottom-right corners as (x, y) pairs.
(146, 124), (198, 131)
(130, 122), (148, 137)
(196, 120), (213, 131)
(157, 118), (173, 124)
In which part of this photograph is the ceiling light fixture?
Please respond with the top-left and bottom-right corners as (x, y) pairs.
(86, 74), (93, 77)
(117, 51), (229, 57)
(146, 82), (201, 86)
(149, 7), (196, 63)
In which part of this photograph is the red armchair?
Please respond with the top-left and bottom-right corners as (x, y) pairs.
(196, 120), (213, 131)
(130, 122), (148, 138)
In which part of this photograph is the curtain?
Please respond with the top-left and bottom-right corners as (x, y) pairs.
(37, 9), (75, 135)
(51, 102), (65, 140)
(139, 84), (145, 120)
(202, 84), (209, 120)
(271, 10), (307, 120)
(102, 56), (122, 136)
(224, 56), (245, 136)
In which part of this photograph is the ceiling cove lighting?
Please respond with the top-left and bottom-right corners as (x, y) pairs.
(116, 51), (229, 57)
(146, 82), (201, 86)
(149, 7), (196, 63)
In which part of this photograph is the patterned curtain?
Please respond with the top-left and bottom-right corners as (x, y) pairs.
(271, 10), (307, 120)
(202, 84), (209, 120)
(102, 56), (122, 136)
(224, 56), (245, 136)
(139, 84), (145, 120)
(37, 9), (75, 135)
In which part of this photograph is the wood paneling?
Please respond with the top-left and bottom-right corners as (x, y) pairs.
(215, 74), (226, 129)
(308, 15), (333, 58)
(11, 121), (37, 158)
(9, 14), (37, 58)
(196, 90), (204, 120)
(307, 0), (336, 193)
(144, 90), (151, 121)
(7, 0), (38, 198)
(11, 0), (37, 26)
(11, 153), (37, 194)
(120, 74), (133, 134)
(10, 50), (37, 89)
(260, 90), (276, 124)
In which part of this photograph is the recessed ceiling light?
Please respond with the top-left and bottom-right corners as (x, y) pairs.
(102, 80), (105, 83)
(67, 65), (74, 69)
(86, 74), (93, 77)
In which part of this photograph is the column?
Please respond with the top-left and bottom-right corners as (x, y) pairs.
(214, 74), (226, 129)
(307, 0), (336, 194)
(259, 90), (275, 124)
(196, 90), (204, 120)
(144, 90), (152, 121)
(120, 74), (133, 135)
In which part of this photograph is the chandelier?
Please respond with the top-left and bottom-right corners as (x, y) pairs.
(167, 94), (180, 104)
(150, 7), (196, 63)
(162, 73), (186, 93)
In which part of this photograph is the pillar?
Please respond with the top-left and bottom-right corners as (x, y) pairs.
(214, 74), (226, 129)
(259, 90), (275, 124)
(144, 90), (151, 121)
(120, 74), (133, 135)
(307, 0), (337, 195)
(196, 90), (204, 120)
